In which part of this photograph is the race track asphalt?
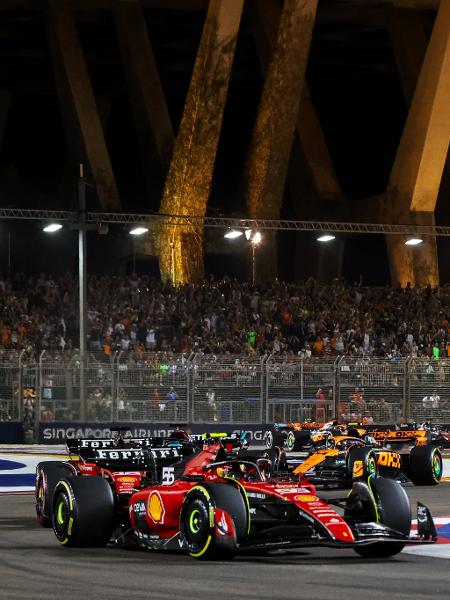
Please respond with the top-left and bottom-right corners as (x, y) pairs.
(1, 484), (449, 600)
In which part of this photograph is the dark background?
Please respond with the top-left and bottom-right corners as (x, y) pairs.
(0, 2), (445, 285)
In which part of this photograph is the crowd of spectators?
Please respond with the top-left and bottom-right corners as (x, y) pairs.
(2, 272), (450, 360)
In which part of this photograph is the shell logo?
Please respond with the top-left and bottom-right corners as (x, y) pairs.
(147, 491), (165, 524)
(118, 476), (136, 483)
(294, 494), (317, 502)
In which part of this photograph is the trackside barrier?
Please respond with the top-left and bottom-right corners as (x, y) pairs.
(336, 357), (408, 424)
(38, 422), (273, 444)
(0, 422), (24, 443)
(265, 356), (336, 423)
(1, 353), (450, 440)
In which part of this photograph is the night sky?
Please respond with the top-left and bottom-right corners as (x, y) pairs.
(0, 3), (445, 284)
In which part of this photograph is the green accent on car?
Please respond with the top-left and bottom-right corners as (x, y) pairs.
(189, 509), (201, 533)
(287, 433), (295, 451)
(57, 500), (65, 525)
(367, 474), (380, 523)
(432, 451), (442, 477)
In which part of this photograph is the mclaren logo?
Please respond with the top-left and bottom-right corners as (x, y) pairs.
(147, 491), (165, 524)
(353, 460), (364, 478)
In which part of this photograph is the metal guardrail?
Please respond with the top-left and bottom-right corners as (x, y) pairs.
(1, 353), (450, 429)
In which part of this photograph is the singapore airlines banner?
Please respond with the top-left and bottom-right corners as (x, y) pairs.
(38, 422), (271, 444)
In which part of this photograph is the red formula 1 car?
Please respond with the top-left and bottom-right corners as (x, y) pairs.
(49, 441), (436, 560)
(35, 428), (194, 527)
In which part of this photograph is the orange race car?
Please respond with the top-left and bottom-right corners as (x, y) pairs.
(266, 422), (443, 489)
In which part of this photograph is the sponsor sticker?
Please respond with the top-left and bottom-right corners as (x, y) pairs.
(298, 508), (315, 523)
(353, 460), (363, 478)
(96, 449), (143, 460)
(294, 494), (317, 502)
(377, 451), (401, 469)
(147, 491), (165, 524)
(132, 501), (146, 514)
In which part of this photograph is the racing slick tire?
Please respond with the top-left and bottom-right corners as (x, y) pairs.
(35, 461), (75, 527)
(266, 430), (284, 450)
(291, 429), (313, 451)
(347, 447), (378, 481)
(180, 482), (249, 560)
(52, 476), (115, 547)
(407, 446), (443, 486)
(346, 476), (411, 558)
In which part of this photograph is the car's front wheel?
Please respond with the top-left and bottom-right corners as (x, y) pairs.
(180, 482), (248, 560)
(346, 476), (411, 558)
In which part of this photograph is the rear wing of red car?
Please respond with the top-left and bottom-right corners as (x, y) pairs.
(66, 436), (170, 459)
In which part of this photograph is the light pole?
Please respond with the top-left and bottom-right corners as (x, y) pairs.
(78, 164), (87, 421)
(250, 231), (262, 286)
(225, 229), (262, 285)
(43, 164), (102, 421)
(129, 225), (149, 276)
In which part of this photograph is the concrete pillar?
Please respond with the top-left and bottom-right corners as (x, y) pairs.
(385, 210), (439, 287)
(245, 0), (318, 282)
(249, 0), (342, 205)
(158, 0), (244, 284)
(113, 0), (174, 190)
(46, 0), (121, 211)
(389, 6), (427, 106)
(386, 0), (450, 286)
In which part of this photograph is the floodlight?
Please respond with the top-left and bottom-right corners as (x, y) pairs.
(43, 223), (63, 233)
(129, 227), (149, 236)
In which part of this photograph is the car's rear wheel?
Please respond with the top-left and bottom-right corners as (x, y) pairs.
(35, 461), (75, 527)
(52, 477), (115, 547)
(407, 446), (442, 486)
(266, 430), (284, 449)
(291, 429), (313, 451)
(346, 477), (411, 558)
(180, 482), (248, 560)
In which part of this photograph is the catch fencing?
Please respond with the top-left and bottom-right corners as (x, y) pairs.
(1, 352), (450, 433)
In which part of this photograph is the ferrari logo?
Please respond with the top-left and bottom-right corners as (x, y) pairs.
(147, 491), (165, 523)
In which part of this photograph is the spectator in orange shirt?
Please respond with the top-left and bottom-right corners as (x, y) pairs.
(2, 325), (10, 346)
(312, 336), (324, 355)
